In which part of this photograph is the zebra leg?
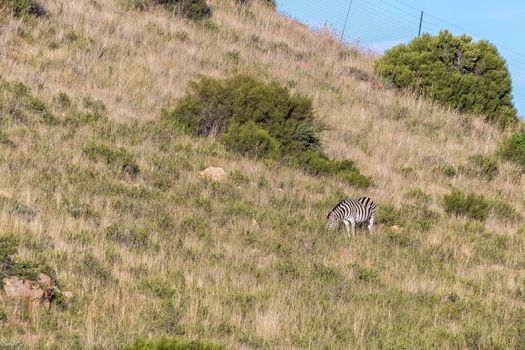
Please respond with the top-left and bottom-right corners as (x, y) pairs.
(342, 220), (351, 238)
(350, 218), (356, 238)
(368, 214), (375, 233)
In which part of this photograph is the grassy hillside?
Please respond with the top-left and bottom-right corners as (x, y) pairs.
(0, 0), (524, 349)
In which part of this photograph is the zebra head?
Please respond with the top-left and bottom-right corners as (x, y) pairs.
(325, 212), (339, 230)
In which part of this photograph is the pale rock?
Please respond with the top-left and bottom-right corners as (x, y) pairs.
(199, 167), (226, 182)
(62, 291), (73, 301)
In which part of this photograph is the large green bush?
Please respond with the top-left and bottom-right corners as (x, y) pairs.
(171, 75), (319, 154)
(169, 75), (370, 187)
(125, 337), (228, 350)
(375, 30), (517, 128)
(498, 130), (525, 170)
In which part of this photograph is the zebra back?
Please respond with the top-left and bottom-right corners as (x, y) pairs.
(357, 196), (376, 217)
(327, 196), (376, 223)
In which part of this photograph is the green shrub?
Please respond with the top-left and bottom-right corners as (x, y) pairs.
(154, 0), (211, 20)
(376, 204), (404, 227)
(489, 198), (521, 222)
(170, 75), (370, 187)
(443, 190), (489, 221)
(292, 152), (370, 187)
(200, 19), (219, 32)
(221, 121), (280, 159)
(377, 192), (438, 231)
(105, 224), (149, 250)
(234, 0), (276, 8)
(344, 66), (375, 82)
(498, 131), (525, 170)
(0, 130), (14, 147)
(0, 234), (19, 277)
(338, 170), (372, 188)
(404, 188), (431, 205)
(350, 263), (378, 283)
(124, 337), (229, 350)
(0, 309), (7, 323)
(78, 253), (111, 282)
(441, 164), (457, 177)
(83, 142), (140, 177)
(461, 155), (499, 180)
(401, 204), (439, 232)
(139, 278), (175, 299)
(375, 30), (517, 128)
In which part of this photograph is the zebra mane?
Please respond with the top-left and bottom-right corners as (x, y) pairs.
(327, 198), (351, 219)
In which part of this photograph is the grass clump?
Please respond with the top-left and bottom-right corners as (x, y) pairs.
(376, 204), (403, 227)
(0, 234), (53, 281)
(377, 189), (438, 231)
(105, 224), (150, 250)
(489, 198), (521, 222)
(125, 337), (229, 350)
(460, 155), (499, 180)
(169, 75), (370, 187)
(443, 190), (489, 221)
(83, 142), (140, 177)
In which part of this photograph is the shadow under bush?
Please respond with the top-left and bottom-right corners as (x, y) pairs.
(131, 0), (211, 20)
(2, 0), (46, 18)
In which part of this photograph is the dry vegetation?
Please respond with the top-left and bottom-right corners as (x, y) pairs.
(0, 0), (525, 348)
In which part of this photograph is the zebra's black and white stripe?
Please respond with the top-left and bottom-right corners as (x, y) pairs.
(326, 197), (376, 237)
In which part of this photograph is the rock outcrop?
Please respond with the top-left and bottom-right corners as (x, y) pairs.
(2, 273), (72, 310)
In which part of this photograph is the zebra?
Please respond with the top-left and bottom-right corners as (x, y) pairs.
(326, 197), (376, 237)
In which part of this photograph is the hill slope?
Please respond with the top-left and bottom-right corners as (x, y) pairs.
(0, 0), (524, 348)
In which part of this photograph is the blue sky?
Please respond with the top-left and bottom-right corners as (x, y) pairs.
(276, 0), (525, 117)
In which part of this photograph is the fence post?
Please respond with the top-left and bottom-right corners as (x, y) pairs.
(340, 0), (354, 43)
(418, 11), (424, 37)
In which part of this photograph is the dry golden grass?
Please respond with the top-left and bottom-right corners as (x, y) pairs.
(0, 0), (524, 349)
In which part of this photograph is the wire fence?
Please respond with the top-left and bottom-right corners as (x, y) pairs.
(277, 0), (525, 117)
